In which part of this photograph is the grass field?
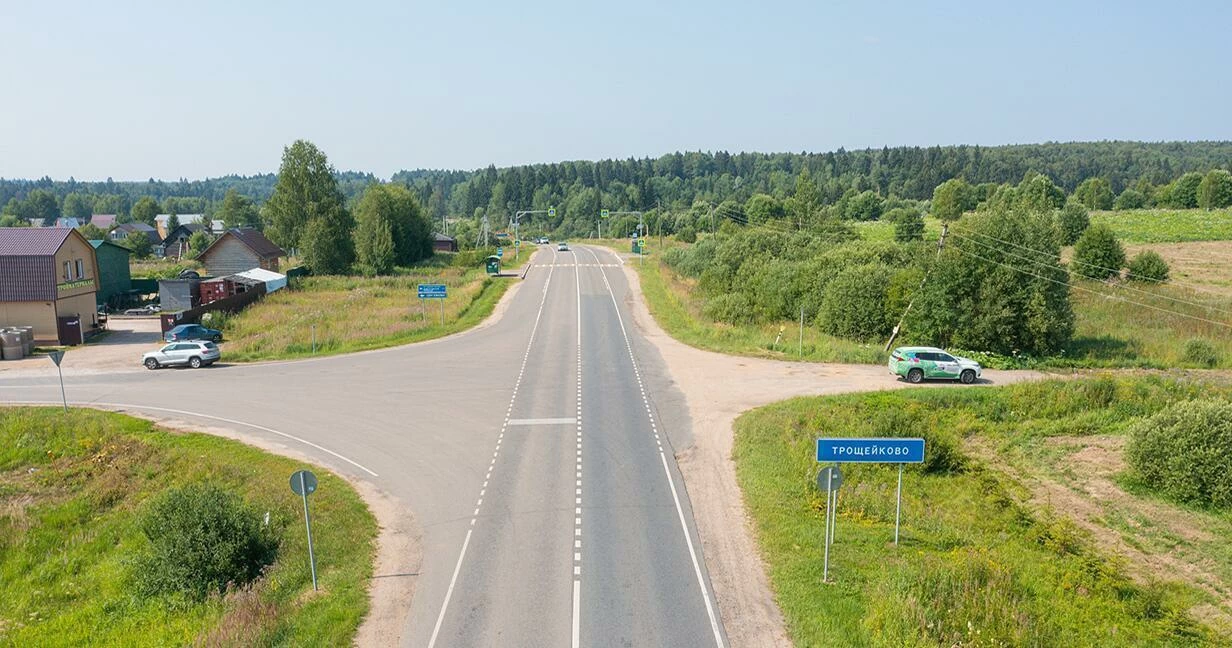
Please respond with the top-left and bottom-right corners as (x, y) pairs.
(734, 376), (1230, 646)
(217, 263), (513, 362)
(1091, 208), (1232, 243)
(0, 407), (377, 646)
(852, 216), (945, 243)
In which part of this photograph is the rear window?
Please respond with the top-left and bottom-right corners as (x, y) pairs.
(203, 342), (217, 349)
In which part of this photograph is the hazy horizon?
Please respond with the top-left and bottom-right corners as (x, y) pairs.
(2, 0), (1229, 181)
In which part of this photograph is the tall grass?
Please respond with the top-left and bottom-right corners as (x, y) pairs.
(220, 266), (511, 362)
(734, 377), (1226, 646)
(0, 407), (377, 646)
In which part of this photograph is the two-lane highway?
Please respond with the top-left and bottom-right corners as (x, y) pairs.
(0, 244), (726, 646)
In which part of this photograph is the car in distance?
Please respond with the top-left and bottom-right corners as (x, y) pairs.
(889, 346), (982, 384)
(143, 341), (220, 369)
(164, 323), (223, 343)
(123, 304), (161, 316)
(557, 241), (570, 251)
(536, 236), (550, 244)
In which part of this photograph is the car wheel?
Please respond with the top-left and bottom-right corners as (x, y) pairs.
(907, 368), (924, 384)
(144, 358), (159, 370)
(212, 334), (222, 343)
(960, 369), (976, 384)
(189, 357), (203, 369)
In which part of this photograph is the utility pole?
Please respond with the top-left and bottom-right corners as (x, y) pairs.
(884, 222), (948, 350)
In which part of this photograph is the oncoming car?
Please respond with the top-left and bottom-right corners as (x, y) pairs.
(889, 346), (982, 384)
(557, 241), (570, 251)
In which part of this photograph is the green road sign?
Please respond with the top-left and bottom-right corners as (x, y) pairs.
(601, 209), (610, 218)
(548, 207), (557, 217)
(637, 239), (645, 250)
(514, 239), (521, 247)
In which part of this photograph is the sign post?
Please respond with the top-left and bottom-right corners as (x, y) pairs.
(290, 469), (319, 591)
(418, 284), (447, 325)
(816, 464), (842, 582)
(815, 436), (926, 581)
(48, 350), (67, 412)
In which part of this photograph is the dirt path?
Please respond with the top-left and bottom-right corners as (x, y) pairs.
(611, 256), (1047, 647)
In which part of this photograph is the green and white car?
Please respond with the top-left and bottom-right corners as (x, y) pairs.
(888, 346), (982, 384)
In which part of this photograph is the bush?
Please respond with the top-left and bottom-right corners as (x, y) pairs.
(1055, 201), (1089, 245)
(1126, 250), (1170, 283)
(1182, 338), (1219, 368)
(1072, 223), (1125, 280)
(1127, 399), (1232, 507)
(675, 225), (697, 243)
(701, 292), (754, 324)
(1114, 188), (1147, 210)
(887, 207), (924, 242)
(818, 264), (893, 340)
(134, 484), (278, 601)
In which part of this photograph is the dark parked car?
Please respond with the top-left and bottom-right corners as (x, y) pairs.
(164, 324), (223, 343)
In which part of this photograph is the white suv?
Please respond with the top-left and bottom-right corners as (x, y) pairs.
(143, 341), (220, 369)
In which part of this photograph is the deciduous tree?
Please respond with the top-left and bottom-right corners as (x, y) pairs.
(1072, 223), (1125, 280)
(131, 196), (160, 225)
(1197, 169), (1232, 209)
(931, 178), (975, 221)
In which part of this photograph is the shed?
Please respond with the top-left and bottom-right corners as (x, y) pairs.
(433, 233), (459, 253)
(158, 278), (201, 312)
(197, 228), (285, 276)
(89, 239), (132, 308)
(0, 227), (100, 344)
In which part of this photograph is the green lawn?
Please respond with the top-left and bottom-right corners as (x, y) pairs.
(1091, 208), (1232, 243)
(734, 376), (1228, 646)
(0, 408), (377, 646)
(217, 261), (514, 362)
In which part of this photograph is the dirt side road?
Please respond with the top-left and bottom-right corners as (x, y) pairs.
(610, 253), (1047, 647)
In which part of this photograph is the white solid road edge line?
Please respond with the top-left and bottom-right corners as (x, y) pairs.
(572, 242), (583, 648)
(582, 246), (726, 648)
(3, 400), (379, 477)
(428, 247), (558, 648)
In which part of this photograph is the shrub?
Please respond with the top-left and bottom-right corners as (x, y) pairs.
(1182, 338), (1219, 368)
(887, 207), (924, 242)
(1127, 399), (1232, 507)
(1072, 223), (1125, 280)
(1126, 250), (1170, 283)
(818, 264), (893, 340)
(1114, 188), (1147, 210)
(675, 225), (696, 243)
(134, 484), (278, 601)
(701, 292), (754, 324)
(1055, 201), (1089, 245)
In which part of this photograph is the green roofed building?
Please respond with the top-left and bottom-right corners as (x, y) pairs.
(89, 239), (132, 308)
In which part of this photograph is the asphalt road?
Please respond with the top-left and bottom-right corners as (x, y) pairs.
(0, 245), (727, 647)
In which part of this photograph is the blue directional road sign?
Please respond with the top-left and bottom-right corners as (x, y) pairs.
(417, 283), (447, 299)
(496, 247), (504, 257)
(816, 437), (925, 463)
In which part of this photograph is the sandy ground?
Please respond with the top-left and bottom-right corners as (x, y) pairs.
(612, 255), (1047, 647)
(0, 317), (162, 376)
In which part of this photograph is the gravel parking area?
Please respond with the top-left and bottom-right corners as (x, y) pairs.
(0, 317), (163, 376)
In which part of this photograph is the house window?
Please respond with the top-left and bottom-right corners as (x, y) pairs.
(75, 259), (85, 279)
(63, 261), (71, 281)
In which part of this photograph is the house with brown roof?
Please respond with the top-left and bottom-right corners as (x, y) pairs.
(0, 228), (100, 344)
(90, 214), (117, 230)
(161, 223), (206, 259)
(196, 228), (285, 276)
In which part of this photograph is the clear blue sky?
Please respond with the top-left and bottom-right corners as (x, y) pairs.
(1, 0), (1228, 180)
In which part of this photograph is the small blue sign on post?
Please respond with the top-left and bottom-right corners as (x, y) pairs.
(816, 437), (925, 463)
(417, 284), (447, 299)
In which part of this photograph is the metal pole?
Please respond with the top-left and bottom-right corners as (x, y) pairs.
(829, 467), (838, 545)
(798, 306), (804, 359)
(823, 470), (832, 583)
(440, 298), (445, 326)
(894, 464), (904, 545)
(300, 472), (318, 591)
(311, 324), (316, 354)
(598, 219), (601, 240)
(57, 364), (67, 412)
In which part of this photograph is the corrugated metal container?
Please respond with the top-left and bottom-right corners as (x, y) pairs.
(0, 330), (23, 360)
(17, 326), (33, 354)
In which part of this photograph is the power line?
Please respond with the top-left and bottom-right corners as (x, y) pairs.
(955, 226), (1227, 297)
(946, 229), (1232, 317)
(948, 245), (1232, 330)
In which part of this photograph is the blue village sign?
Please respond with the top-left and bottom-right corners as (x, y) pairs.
(816, 437), (925, 464)
(417, 284), (447, 299)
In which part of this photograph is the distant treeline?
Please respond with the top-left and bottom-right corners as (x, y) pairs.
(2, 141), (1230, 233)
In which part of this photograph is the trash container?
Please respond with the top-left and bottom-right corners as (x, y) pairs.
(0, 330), (23, 360)
(485, 255), (501, 276)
